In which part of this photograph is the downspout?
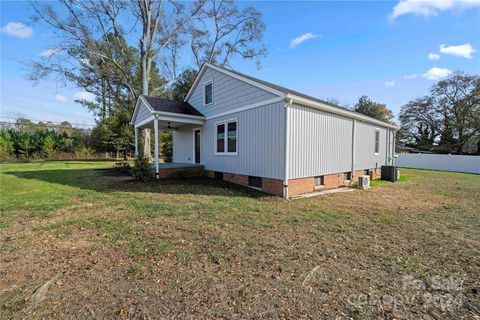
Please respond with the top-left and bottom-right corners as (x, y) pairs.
(283, 97), (292, 199)
(351, 119), (356, 179)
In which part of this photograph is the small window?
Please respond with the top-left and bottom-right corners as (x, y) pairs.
(364, 169), (370, 175)
(374, 129), (380, 154)
(204, 81), (213, 105)
(248, 176), (262, 189)
(314, 176), (324, 187)
(344, 172), (351, 181)
(216, 124), (225, 153)
(215, 120), (237, 155)
(214, 171), (223, 180)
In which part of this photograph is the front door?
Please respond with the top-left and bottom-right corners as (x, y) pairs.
(194, 129), (201, 164)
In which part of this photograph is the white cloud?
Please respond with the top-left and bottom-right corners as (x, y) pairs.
(289, 33), (318, 48)
(439, 43), (475, 59)
(390, 0), (480, 19)
(73, 91), (95, 102)
(1, 22), (33, 39)
(422, 67), (452, 80)
(403, 73), (418, 79)
(385, 81), (396, 87)
(40, 49), (61, 58)
(428, 52), (441, 60)
(55, 94), (67, 102)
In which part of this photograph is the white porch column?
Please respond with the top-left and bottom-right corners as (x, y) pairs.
(154, 116), (159, 179)
(134, 126), (138, 158)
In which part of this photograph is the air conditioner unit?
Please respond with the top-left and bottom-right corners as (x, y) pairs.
(358, 175), (370, 190)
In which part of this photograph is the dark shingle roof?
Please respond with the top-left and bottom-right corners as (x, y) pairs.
(142, 96), (204, 117)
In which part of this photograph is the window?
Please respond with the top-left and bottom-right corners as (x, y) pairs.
(314, 176), (324, 187)
(204, 81), (213, 105)
(374, 129), (380, 154)
(364, 169), (370, 175)
(344, 172), (351, 181)
(215, 120), (237, 154)
(216, 124), (225, 153)
(248, 176), (262, 189)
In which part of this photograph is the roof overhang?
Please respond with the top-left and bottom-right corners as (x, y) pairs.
(183, 62), (285, 102)
(286, 94), (398, 130)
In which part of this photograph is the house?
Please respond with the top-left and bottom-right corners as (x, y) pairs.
(131, 63), (397, 197)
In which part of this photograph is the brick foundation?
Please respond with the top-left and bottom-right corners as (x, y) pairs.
(262, 178), (284, 196)
(155, 167), (204, 179)
(204, 171), (284, 196)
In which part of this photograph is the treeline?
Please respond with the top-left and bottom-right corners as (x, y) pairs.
(0, 119), (92, 160)
(0, 117), (172, 161)
(399, 72), (479, 154)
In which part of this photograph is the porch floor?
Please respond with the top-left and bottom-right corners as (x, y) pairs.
(152, 162), (204, 179)
(153, 162), (204, 169)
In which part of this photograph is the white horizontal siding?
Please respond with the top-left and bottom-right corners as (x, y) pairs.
(201, 102), (285, 179)
(187, 67), (278, 118)
(288, 104), (353, 179)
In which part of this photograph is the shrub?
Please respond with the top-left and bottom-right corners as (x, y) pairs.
(113, 161), (132, 175)
(131, 155), (152, 181)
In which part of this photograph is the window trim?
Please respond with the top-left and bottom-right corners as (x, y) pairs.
(203, 80), (213, 106)
(374, 128), (381, 155)
(214, 118), (238, 156)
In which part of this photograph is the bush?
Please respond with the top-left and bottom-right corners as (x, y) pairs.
(131, 155), (152, 181)
(113, 161), (132, 175)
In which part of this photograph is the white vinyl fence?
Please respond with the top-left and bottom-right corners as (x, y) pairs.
(396, 153), (480, 174)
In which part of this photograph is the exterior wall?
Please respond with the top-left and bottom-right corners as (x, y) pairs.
(354, 120), (387, 171)
(172, 125), (197, 163)
(201, 102), (286, 180)
(157, 167), (204, 179)
(287, 103), (353, 179)
(287, 103), (392, 181)
(135, 100), (152, 124)
(187, 67), (278, 118)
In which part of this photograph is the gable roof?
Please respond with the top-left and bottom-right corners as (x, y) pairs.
(185, 62), (396, 129)
(142, 96), (204, 117)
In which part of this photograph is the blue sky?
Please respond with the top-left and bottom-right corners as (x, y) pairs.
(1, 0), (479, 126)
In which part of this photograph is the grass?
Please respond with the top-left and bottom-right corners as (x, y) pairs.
(0, 161), (479, 319)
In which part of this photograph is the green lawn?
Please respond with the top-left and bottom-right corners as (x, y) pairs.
(0, 161), (479, 319)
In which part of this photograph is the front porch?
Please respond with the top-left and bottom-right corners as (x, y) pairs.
(131, 96), (206, 179)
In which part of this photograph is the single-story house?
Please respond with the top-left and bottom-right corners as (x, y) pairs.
(131, 62), (397, 197)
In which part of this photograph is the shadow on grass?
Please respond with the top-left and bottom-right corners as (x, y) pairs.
(4, 168), (272, 199)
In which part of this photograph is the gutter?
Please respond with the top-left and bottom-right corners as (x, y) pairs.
(285, 94), (398, 130)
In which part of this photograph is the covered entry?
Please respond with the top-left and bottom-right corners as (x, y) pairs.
(130, 96), (205, 179)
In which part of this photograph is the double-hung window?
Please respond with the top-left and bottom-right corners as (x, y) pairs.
(215, 120), (237, 154)
(374, 129), (380, 155)
(204, 81), (213, 105)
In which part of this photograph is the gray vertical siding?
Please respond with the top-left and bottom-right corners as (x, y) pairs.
(287, 104), (353, 179)
(187, 67), (279, 118)
(354, 121), (387, 170)
(201, 102), (285, 179)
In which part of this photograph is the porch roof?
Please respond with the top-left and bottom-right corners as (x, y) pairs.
(142, 96), (204, 117)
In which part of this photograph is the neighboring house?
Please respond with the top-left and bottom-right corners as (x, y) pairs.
(131, 63), (397, 197)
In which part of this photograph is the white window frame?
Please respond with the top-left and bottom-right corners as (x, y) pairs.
(374, 128), (381, 155)
(214, 118), (237, 156)
(203, 80), (213, 106)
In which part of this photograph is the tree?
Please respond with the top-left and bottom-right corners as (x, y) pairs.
(188, 0), (267, 70)
(42, 135), (56, 158)
(170, 69), (198, 100)
(354, 96), (395, 124)
(0, 129), (14, 160)
(399, 71), (480, 153)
